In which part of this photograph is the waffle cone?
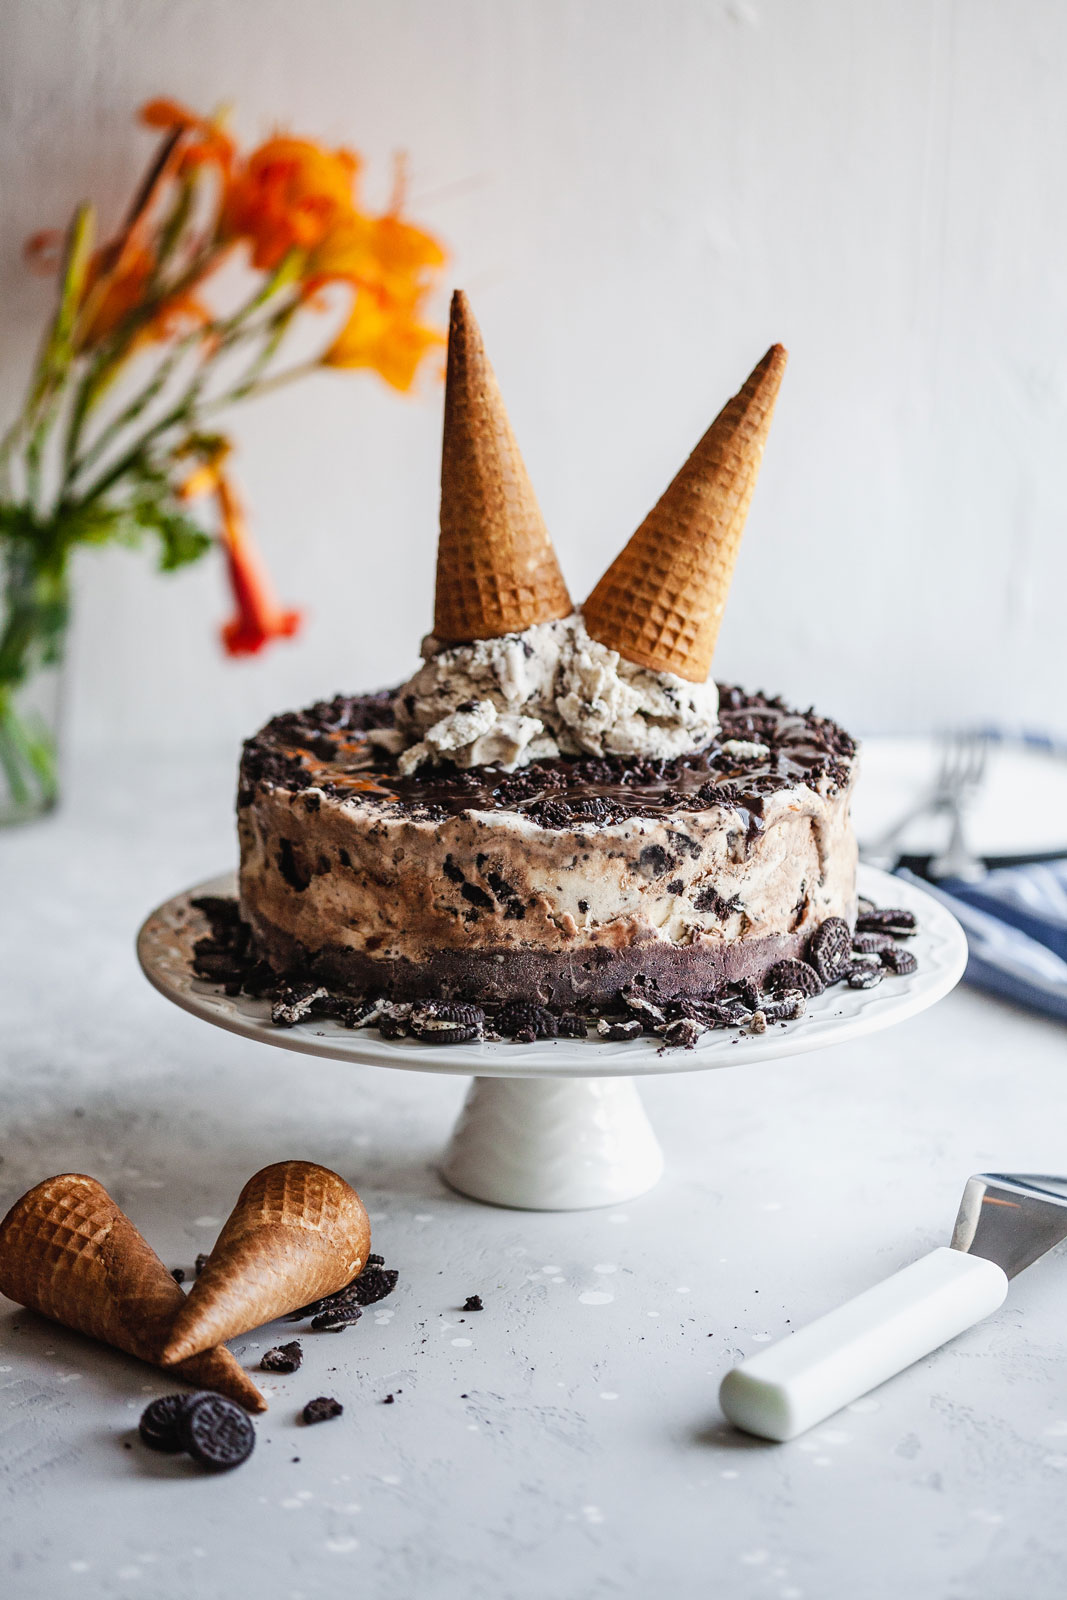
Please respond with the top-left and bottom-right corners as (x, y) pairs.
(582, 344), (787, 682)
(434, 290), (572, 643)
(0, 1174), (265, 1412)
(160, 1162), (370, 1364)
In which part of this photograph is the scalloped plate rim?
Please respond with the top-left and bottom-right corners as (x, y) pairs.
(136, 864), (968, 1079)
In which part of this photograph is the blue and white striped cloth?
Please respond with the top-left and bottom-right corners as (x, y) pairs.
(900, 861), (1067, 1023)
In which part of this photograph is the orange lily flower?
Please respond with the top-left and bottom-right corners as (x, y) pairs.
(322, 286), (444, 392)
(215, 475), (301, 656)
(223, 137), (361, 272)
(306, 211), (445, 305)
(140, 98), (234, 172)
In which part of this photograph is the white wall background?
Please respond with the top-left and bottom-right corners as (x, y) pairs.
(2, 0), (1066, 752)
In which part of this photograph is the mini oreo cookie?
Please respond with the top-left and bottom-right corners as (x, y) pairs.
(808, 917), (853, 984)
(409, 1001), (484, 1044)
(138, 1394), (191, 1453)
(303, 1396), (343, 1425)
(855, 907), (917, 936)
(179, 1393), (256, 1472)
(260, 1340), (303, 1374)
(495, 1002), (559, 1042)
(311, 1303), (362, 1332)
(764, 958), (825, 997)
(851, 931), (896, 956)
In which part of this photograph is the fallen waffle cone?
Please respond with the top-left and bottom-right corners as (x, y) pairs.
(160, 1161), (370, 1364)
(0, 1174), (265, 1412)
(583, 343), (787, 682)
(434, 288), (572, 643)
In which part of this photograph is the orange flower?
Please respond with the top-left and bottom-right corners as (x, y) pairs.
(223, 137), (361, 272)
(322, 287), (444, 392)
(140, 98), (234, 172)
(307, 211), (444, 300)
(216, 475), (301, 656)
(79, 245), (156, 344)
(77, 242), (208, 347)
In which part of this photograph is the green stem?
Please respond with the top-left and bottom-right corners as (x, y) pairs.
(0, 687), (58, 811)
(65, 259), (304, 511)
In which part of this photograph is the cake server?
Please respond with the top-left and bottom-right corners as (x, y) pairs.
(719, 1172), (1067, 1441)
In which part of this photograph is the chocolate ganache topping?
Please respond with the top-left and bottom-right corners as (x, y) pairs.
(239, 685), (857, 834)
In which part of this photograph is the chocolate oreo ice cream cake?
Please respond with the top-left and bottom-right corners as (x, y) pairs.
(202, 293), (911, 1048)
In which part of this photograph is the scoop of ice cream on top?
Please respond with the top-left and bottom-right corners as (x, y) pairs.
(370, 613), (720, 774)
(374, 290), (785, 778)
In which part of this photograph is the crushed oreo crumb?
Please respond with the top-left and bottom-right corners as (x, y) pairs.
(170, 1267), (185, 1284)
(190, 893), (920, 1053)
(302, 1396), (343, 1425)
(881, 946), (918, 975)
(596, 1017), (643, 1042)
(195, 1252), (209, 1277)
(847, 963), (886, 989)
(260, 1341), (303, 1374)
(463, 1295), (484, 1312)
(659, 1016), (706, 1049)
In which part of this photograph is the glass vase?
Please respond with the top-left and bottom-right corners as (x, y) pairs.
(0, 537), (69, 826)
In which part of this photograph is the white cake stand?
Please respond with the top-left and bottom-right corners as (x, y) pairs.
(137, 865), (967, 1212)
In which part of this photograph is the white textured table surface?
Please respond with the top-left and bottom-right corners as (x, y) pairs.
(3, 748), (1067, 1600)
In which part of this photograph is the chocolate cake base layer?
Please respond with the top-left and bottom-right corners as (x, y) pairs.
(247, 911), (812, 1007)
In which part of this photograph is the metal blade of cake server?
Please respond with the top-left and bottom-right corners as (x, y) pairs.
(950, 1173), (1067, 1279)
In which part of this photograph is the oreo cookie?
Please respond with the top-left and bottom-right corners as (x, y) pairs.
(138, 1394), (191, 1453)
(409, 1001), (485, 1044)
(764, 958), (824, 998)
(179, 1393), (256, 1472)
(855, 907), (917, 936)
(808, 917), (852, 984)
(311, 1303), (362, 1332)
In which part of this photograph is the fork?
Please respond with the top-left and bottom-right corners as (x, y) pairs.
(861, 733), (988, 872)
(928, 733), (989, 881)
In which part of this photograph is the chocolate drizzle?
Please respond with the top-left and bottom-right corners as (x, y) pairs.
(239, 685), (856, 832)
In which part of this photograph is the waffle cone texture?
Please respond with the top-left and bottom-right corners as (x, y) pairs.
(0, 1174), (265, 1411)
(161, 1161), (370, 1364)
(434, 290), (572, 643)
(582, 343), (787, 682)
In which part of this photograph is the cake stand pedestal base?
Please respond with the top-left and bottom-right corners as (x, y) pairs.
(440, 1075), (665, 1211)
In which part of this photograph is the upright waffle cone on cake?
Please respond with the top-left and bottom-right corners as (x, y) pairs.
(433, 290), (572, 643)
(0, 1174), (265, 1411)
(161, 1161), (370, 1364)
(582, 343), (787, 683)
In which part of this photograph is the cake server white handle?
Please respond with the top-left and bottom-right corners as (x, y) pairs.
(718, 1246), (1008, 1442)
